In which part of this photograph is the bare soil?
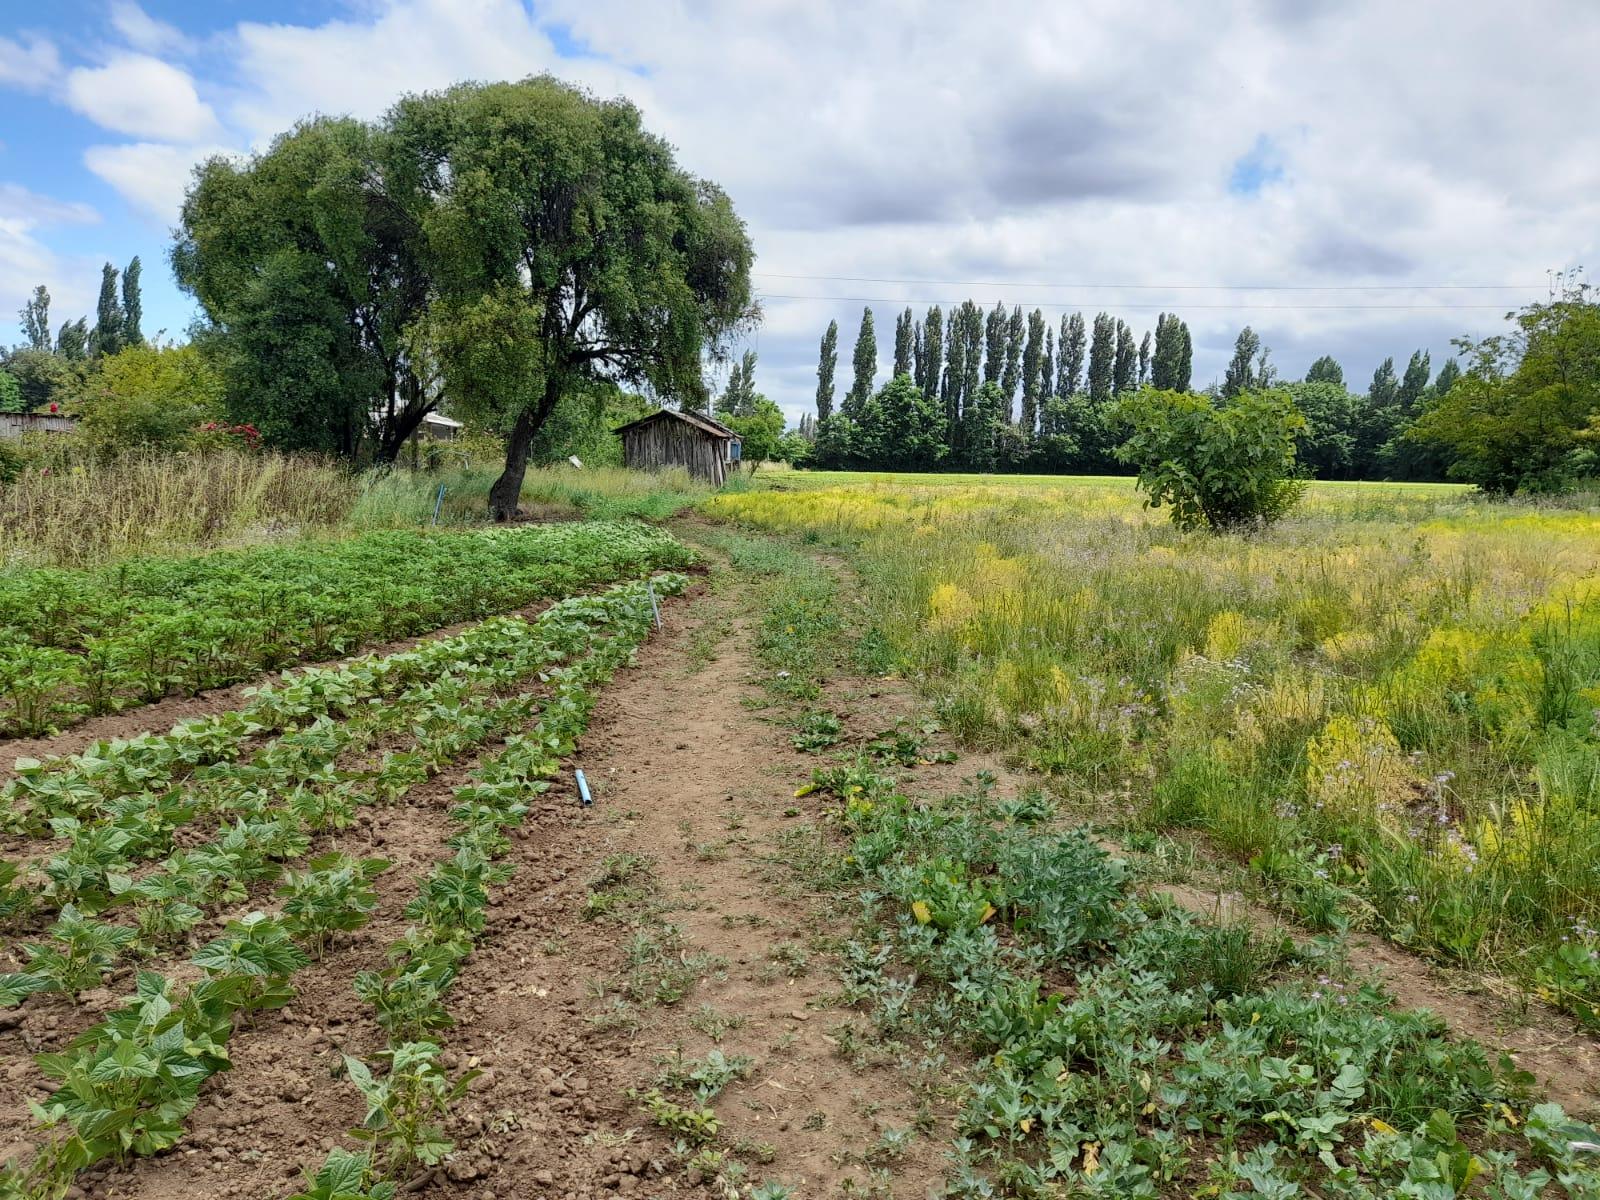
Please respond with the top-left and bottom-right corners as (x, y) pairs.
(3, 539), (1596, 1200)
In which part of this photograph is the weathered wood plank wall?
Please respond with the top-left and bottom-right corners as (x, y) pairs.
(621, 417), (729, 485)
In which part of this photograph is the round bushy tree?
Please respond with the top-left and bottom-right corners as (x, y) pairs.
(1114, 388), (1307, 532)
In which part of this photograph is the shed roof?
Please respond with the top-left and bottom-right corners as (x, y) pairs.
(613, 408), (738, 440)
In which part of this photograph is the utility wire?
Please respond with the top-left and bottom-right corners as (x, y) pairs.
(752, 271), (1545, 292)
(756, 292), (1519, 311)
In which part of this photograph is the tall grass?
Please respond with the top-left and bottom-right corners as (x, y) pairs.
(0, 448), (717, 568)
(0, 449), (359, 567)
(708, 477), (1600, 998)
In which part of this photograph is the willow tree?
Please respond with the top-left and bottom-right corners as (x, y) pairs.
(399, 77), (755, 518)
(176, 116), (433, 459)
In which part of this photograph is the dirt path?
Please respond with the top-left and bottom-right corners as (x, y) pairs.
(402, 580), (953, 1199)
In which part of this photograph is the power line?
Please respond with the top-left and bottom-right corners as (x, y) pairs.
(756, 292), (1518, 311)
(752, 271), (1544, 292)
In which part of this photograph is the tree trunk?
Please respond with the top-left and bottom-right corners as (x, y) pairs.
(488, 375), (563, 521)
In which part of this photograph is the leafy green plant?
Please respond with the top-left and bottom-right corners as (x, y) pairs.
(1113, 387), (1308, 532)
(633, 1088), (721, 1145)
(344, 1042), (478, 1176)
(18, 904), (135, 1000)
(288, 1147), (396, 1200)
(279, 853), (390, 957)
(791, 711), (842, 752)
(31, 971), (235, 1168)
(191, 911), (308, 1013)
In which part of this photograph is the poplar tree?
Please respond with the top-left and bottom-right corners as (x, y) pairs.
(1176, 322), (1193, 392)
(845, 307), (876, 416)
(121, 256), (144, 345)
(1001, 304), (1025, 415)
(1397, 349), (1431, 412)
(1087, 313), (1115, 404)
(1221, 326), (1261, 398)
(960, 302), (983, 406)
(1368, 357), (1398, 407)
(941, 308), (964, 425)
(893, 306), (914, 377)
(1431, 357), (1460, 399)
(1138, 330), (1152, 386)
(56, 319), (88, 360)
(815, 319), (838, 421)
(983, 301), (1007, 384)
(1060, 312), (1087, 395)
(921, 305), (942, 400)
(1112, 320), (1136, 394)
(19, 286), (50, 350)
(1020, 308), (1045, 437)
(912, 319), (925, 392)
(1039, 327), (1055, 435)
(90, 262), (123, 358)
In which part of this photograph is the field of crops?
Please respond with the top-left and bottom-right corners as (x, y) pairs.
(0, 516), (691, 1199)
(710, 476), (1600, 1023)
(0, 521), (694, 737)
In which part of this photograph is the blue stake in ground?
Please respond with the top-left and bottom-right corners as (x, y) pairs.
(575, 768), (593, 807)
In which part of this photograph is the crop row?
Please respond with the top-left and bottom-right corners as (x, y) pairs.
(0, 578), (685, 1011)
(0, 574), (684, 1200)
(0, 520), (694, 736)
(808, 761), (1600, 1198)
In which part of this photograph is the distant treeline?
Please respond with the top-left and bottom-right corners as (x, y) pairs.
(805, 302), (1457, 480)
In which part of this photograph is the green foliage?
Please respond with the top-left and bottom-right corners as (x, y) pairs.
(191, 911), (309, 1013)
(344, 1042), (477, 1174)
(75, 342), (223, 457)
(0, 368), (20, 414)
(815, 319), (839, 422)
(723, 398), (787, 472)
(1115, 387), (1308, 531)
(289, 1148), (396, 1200)
(176, 116), (427, 460)
(90, 263), (124, 358)
(16, 905), (134, 999)
(845, 307), (877, 416)
(0, 520), (692, 735)
(278, 853), (390, 957)
(1410, 281), (1600, 493)
(399, 75), (755, 515)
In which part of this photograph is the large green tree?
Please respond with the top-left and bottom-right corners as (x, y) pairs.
(893, 307), (914, 377)
(1221, 326), (1261, 398)
(1112, 320), (1136, 394)
(404, 78), (753, 516)
(815, 319), (838, 422)
(1151, 312), (1192, 391)
(19, 286), (50, 351)
(90, 263), (124, 358)
(845, 307), (877, 416)
(1305, 354), (1344, 387)
(1060, 312), (1086, 396)
(919, 305), (942, 401)
(121, 257), (144, 346)
(1087, 313), (1115, 404)
(1020, 308), (1045, 437)
(177, 116), (433, 459)
(1410, 286), (1600, 493)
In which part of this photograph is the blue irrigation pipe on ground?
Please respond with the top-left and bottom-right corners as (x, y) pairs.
(575, 768), (592, 807)
(432, 483), (446, 526)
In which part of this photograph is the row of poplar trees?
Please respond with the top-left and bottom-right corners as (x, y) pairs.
(810, 302), (1193, 472)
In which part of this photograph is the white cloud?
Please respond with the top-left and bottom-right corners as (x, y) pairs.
(16, 0), (1600, 406)
(65, 55), (219, 141)
(0, 33), (61, 90)
(0, 184), (100, 328)
(109, 1), (197, 57)
(83, 142), (231, 223)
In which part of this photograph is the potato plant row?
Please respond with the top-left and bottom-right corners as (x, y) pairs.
(0, 521), (695, 736)
(0, 578), (686, 1013)
(0, 574), (684, 1200)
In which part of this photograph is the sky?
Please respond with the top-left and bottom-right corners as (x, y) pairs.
(2, 0), (1598, 427)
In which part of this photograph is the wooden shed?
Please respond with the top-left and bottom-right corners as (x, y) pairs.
(615, 409), (742, 486)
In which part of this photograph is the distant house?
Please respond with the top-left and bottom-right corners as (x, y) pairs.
(615, 409), (742, 486)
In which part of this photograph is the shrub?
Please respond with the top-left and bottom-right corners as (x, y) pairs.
(1114, 387), (1307, 531)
